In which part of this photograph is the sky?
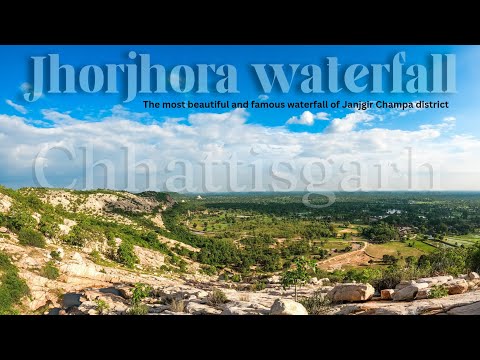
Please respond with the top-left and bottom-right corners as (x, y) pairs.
(0, 45), (479, 192)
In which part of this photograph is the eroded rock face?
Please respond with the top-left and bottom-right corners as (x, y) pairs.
(326, 283), (375, 303)
(270, 299), (308, 315)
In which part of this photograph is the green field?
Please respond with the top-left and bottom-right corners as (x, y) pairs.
(444, 234), (480, 247)
(366, 240), (436, 259)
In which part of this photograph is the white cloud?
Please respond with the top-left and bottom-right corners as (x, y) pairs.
(0, 108), (478, 191)
(325, 111), (373, 133)
(258, 94), (269, 101)
(5, 99), (28, 114)
(420, 116), (457, 132)
(286, 111), (329, 126)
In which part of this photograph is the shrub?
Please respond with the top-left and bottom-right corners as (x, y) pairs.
(131, 283), (152, 305)
(207, 288), (229, 306)
(169, 299), (186, 313)
(18, 228), (46, 248)
(50, 250), (62, 261)
(41, 261), (60, 280)
(231, 274), (242, 282)
(428, 285), (449, 299)
(249, 281), (267, 291)
(200, 265), (217, 276)
(0, 251), (30, 314)
(95, 299), (110, 314)
(371, 266), (403, 291)
(127, 304), (149, 315)
(300, 291), (331, 315)
(116, 241), (139, 268)
(467, 244), (480, 273)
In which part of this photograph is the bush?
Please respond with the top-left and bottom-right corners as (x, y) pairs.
(116, 241), (139, 268)
(467, 244), (480, 273)
(127, 304), (149, 315)
(18, 228), (45, 248)
(300, 291), (331, 315)
(231, 274), (242, 282)
(207, 288), (229, 306)
(131, 283), (152, 305)
(371, 266), (403, 291)
(200, 265), (217, 276)
(428, 285), (449, 299)
(0, 251), (30, 314)
(249, 281), (267, 291)
(50, 250), (62, 261)
(41, 261), (60, 280)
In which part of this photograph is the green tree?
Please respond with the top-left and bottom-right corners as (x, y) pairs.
(281, 257), (316, 302)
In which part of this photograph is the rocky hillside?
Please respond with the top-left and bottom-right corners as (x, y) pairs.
(1, 186), (480, 315)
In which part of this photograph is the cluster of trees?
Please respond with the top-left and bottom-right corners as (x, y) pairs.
(362, 223), (400, 243)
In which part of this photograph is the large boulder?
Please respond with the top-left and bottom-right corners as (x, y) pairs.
(393, 283), (428, 302)
(381, 289), (395, 300)
(270, 299), (308, 315)
(446, 279), (469, 295)
(326, 283), (375, 303)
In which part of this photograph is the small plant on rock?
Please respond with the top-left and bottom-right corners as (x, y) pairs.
(95, 299), (110, 314)
(207, 288), (229, 306)
(131, 283), (152, 306)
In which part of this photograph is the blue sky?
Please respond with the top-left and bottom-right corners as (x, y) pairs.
(0, 45), (479, 191)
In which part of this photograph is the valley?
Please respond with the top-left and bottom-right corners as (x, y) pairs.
(1, 187), (480, 315)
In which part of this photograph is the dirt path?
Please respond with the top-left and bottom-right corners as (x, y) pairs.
(317, 241), (374, 271)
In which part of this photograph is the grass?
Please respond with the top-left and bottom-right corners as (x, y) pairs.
(127, 304), (149, 315)
(318, 240), (352, 251)
(366, 240), (436, 259)
(169, 299), (186, 313)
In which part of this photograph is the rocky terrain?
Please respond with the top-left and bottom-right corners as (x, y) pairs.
(1, 188), (480, 315)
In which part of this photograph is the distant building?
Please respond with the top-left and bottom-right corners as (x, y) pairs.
(196, 195), (203, 200)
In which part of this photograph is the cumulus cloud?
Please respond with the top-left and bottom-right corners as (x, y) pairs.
(5, 99), (27, 114)
(0, 107), (478, 191)
(325, 111), (373, 133)
(258, 94), (269, 101)
(286, 111), (329, 125)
